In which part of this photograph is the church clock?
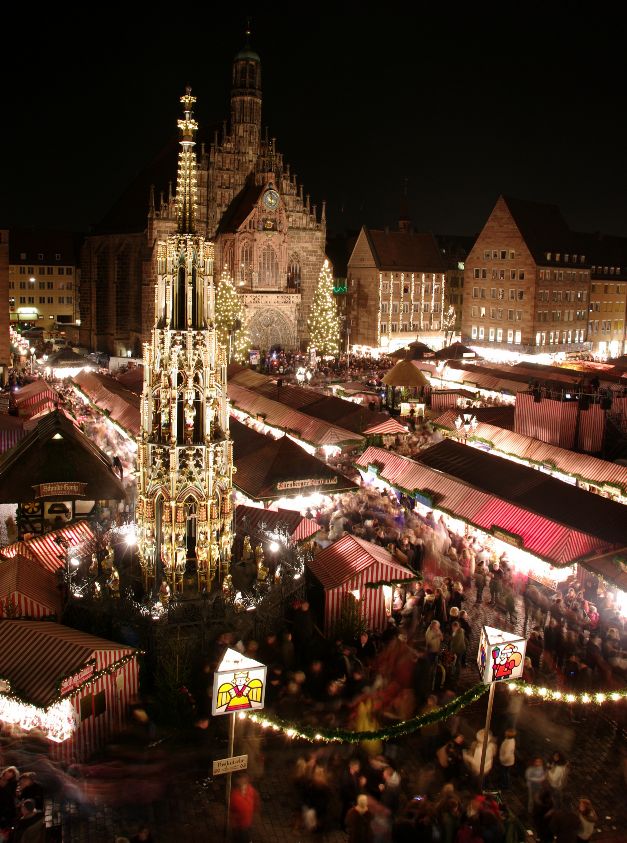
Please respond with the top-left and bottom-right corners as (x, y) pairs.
(262, 189), (279, 210)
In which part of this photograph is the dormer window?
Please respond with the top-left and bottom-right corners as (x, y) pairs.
(555, 253), (561, 261)
(546, 252), (552, 261)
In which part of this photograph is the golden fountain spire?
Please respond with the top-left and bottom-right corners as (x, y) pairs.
(176, 86), (198, 234)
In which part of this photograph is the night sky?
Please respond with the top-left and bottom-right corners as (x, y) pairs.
(3, 8), (626, 238)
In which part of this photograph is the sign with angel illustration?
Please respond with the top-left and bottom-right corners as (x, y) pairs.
(212, 648), (267, 716)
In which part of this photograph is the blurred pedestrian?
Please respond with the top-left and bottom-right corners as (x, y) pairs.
(346, 794), (374, 843)
(229, 774), (260, 843)
(525, 757), (547, 813)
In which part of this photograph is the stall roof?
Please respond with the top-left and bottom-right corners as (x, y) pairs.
(231, 419), (357, 500)
(362, 418), (409, 436)
(0, 555), (62, 617)
(432, 415), (627, 496)
(0, 411), (126, 505)
(308, 534), (414, 590)
(235, 504), (321, 542)
(416, 439), (627, 547)
(432, 407), (516, 430)
(0, 521), (95, 573)
(382, 360), (429, 388)
(73, 371), (141, 437)
(228, 364), (395, 436)
(0, 621), (136, 707)
(355, 446), (619, 568)
(228, 383), (364, 447)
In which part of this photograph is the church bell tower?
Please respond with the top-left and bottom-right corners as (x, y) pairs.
(136, 88), (234, 594)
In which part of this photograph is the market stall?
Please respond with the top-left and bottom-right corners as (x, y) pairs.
(307, 534), (415, 633)
(0, 621), (139, 761)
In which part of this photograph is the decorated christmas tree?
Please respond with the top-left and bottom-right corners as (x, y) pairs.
(307, 259), (341, 356)
(215, 269), (250, 363)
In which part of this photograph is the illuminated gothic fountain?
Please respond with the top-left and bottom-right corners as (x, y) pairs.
(136, 88), (234, 594)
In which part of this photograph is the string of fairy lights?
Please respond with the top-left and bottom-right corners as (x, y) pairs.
(239, 679), (627, 744)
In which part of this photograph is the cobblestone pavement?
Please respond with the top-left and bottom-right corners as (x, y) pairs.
(26, 596), (627, 841)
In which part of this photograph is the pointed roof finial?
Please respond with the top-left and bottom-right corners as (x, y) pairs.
(148, 184), (156, 216)
(176, 86), (199, 234)
(245, 17), (252, 46)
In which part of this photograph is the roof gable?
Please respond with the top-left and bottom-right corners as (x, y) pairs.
(308, 534), (411, 589)
(364, 228), (446, 272)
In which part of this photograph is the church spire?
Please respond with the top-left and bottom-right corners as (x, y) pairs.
(176, 86), (198, 235)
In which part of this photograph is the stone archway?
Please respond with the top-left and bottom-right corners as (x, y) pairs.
(248, 308), (295, 350)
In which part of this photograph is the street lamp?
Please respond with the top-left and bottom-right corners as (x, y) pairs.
(29, 347), (36, 375)
(454, 412), (478, 443)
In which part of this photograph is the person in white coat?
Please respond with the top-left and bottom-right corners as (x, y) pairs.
(463, 728), (496, 783)
(498, 728), (516, 789)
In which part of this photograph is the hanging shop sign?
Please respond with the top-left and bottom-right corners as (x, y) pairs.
(491, 526), (523, 548)
(477, 626), (527, 685)
(33, 482), (87, 499)
(276, 477), (338, 491)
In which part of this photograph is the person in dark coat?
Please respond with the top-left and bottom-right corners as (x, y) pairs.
(11, 799), (45, 843)
(16, 773), (44, 812)
(346, 794), (374, 843)
(340, 758), (363, 829)
(0, 765), (19, 831)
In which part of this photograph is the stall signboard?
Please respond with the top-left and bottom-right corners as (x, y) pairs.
(477, 626), (527, 685)
(249, 350), (260, 366)
(60, 662), (95, 696)
(212, 648), (267, 716)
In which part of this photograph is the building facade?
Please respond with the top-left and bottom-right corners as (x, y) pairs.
(8, 230), (79, 329)
(80, 38), (325, 356)
(580, 234), (627, 357)
(461, 196), (591, 356)
(135, 90), (233, 594)
(346, 225), (452, 353)
(0, 230), (8, 383)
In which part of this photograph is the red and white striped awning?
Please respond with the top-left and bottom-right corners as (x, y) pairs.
(0, 521), (95, 573)
(0, 554), (62, 618)
(235, 505), (320, 542)
(0, 620), (137, 708)
(308, 534), (413, 590)
(355, 446), (616, 567)
(363, 418), (408, 436)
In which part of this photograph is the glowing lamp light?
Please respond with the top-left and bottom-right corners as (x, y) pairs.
(69, 557), (80, 568)
(269, 541), (280, 553)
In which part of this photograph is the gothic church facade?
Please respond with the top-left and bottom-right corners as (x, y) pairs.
(80, 38), (326, 356)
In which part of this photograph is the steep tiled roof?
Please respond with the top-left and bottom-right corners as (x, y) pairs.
(217, 181), (264, 234)
(0, 411), (126, 504)
(364, 229), (446, 272)
(501, 195), (576, 265)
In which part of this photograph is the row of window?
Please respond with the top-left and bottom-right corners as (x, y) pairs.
(536, 310), (587, 322)
(18, 252), (66, 262)
(473, 268), (526, 281)
(591, 283), (625, 294)
(482, 249), (516, 260)
(588, 320), (624, 335)
(472, 287), (525, 301)
(381, 281), (442, 294)
(545, 252), (586, 264)
(589, 301), (624, 313)
(470, 306), (523, 321)
(10, 296), (73, 305)
(539, 269), (587, 282)
(17, 266), (73, 275)
(535, 330), (585, 345)
(10, 281), (73, 290)
(471, 326), (521, 343)
(537, 289), (586, 302)
(591, 266), (622, 276)
(380, 322), (440, 333)
(381, 302), (441, 314)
